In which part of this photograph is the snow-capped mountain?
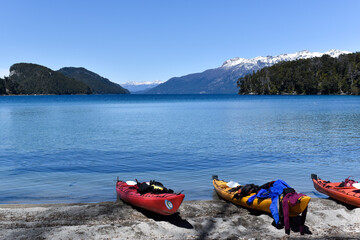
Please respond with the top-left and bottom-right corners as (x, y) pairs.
(221, 49), (349, 69)
(122, 80), (163, 93)
(146, 49), (351, 94)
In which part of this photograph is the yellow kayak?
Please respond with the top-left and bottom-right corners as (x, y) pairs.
(213, 177), (310, 216)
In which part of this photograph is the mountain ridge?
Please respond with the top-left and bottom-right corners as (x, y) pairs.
(121, 80), (163, 93)
(221, 49), (348, 68)
(58, 67), (129, 94)
(145, 49), (351, 94)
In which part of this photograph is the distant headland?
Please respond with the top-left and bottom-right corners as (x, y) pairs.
(0, 63), (130, 95)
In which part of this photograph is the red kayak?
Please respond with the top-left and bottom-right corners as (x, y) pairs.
(311, 174), (360, 207)
(116, 180), (185, 215)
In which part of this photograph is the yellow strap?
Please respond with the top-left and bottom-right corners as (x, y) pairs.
(151, 185), (163, 191)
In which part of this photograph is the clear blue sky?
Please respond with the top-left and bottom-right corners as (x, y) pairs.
(1, 0), (359, 84)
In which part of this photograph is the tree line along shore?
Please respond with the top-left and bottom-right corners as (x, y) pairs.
(238, 52), (360, 95)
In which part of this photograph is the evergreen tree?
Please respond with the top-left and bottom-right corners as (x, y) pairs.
(238, 52), (360, 95)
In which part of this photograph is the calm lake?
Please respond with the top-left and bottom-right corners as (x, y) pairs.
(0, 94), (359, 204)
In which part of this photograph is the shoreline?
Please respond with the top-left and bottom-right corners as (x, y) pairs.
(1, 198), (359, 239)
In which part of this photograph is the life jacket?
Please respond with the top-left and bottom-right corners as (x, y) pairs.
(259, 180), (275, 190)
(247, 179), (291, 224)
(149, 180), (167, 194)
(136, 180), (174, 194)
(228, 185), (241, 193)
(232, 184), (259, 200)
(137, 181), (151, 194)
(241, 179), (308, 235)
(338, 176), (358, 187)
(281, 191), (307, 235)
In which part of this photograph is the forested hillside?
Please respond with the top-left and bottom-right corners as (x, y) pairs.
(0, 77), (5, 94)
(0, 76), (24, 95)
(238, 52), (360, 95)
(7, 63), (91, 95)
(58, 67), (129, 94)
(0, 63), (131, 95)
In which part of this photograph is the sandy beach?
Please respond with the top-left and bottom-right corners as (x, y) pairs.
(1, 196), (360, 240)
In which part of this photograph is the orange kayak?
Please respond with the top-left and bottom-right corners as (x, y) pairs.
(311, 174), (360, 207)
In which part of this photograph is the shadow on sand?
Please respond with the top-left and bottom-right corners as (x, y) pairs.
(329, 197), (357, 210)
(212, 188), (312, 237)
(128, 204), (193, 229)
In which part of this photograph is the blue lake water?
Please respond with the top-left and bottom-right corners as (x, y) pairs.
(0, 94), (359, 204)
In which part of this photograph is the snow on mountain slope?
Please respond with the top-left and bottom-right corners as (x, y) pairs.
(122, 80), (163, 93)
(146, 49), (351, 94)
(221, 49), (349, 69)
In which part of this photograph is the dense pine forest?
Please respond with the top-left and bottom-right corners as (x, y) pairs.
(7, 63), (92, 95)
(0, 63), (129, 95)
(238, 52), (360, 95)
(0, 76), (23, 95)
(58, 67), (130, 94)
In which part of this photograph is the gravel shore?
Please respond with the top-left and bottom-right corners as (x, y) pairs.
(1, 197), (360, 240)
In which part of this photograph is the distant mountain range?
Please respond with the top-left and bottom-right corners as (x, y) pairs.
(145, 49), (351, 94)
(0, 49), (352, 96)
(121, 80), (163, 93)
(0, 63), (129, 95)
